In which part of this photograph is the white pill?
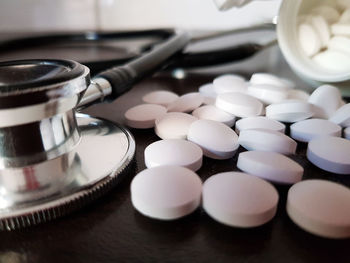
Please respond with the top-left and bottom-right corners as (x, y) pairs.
(298, 23), (322, 57)
(329, 103), (350, 127)
(155, 112), (197, 139)
(307, 136), (350, 174)
(344, 127), (350, 139)
(309, 15), (331, 48)
(340, 8), (350, 23)
(287, 180), (350, 239)
(298, 14), (312, 25)
(311, 5), (340, 24)
(338, 0), (350, 9)
(331, 23), (350, 37)
(290, 119), (342, 142)
(187, 119), (239, 159)
(199, 83), (217, 98)
(167, 92), (204, 113)
(250, 73), (290, 89)
(328, 36), (350, 56)
(287, 89), (310, 101)
(311, 104), (329, 119)
(308, 85), (342, 119)
(142, 90), (179, 107)
(238, 129), (297, 155)
(213, 74), (247, 94)
(247, 84), (289, 105)
(144, 139), (203, 171)
(280, 78), (296, 89)
(124, 104), (167, 129)
(131, 166), (202, 220)
(202, 172), (279, 228)
(192, 105), (236, 127)
(313, 50), (350, 72)
(203, 96), (216, 105)
(216, 92), (263, 118)
(235, 116), (285, 134)
(266, 100), (314, 123)
(215, 74), (245, 82)
(237, 151), (303, 184)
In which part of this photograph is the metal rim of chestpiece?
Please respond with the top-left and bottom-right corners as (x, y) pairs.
(0, 60), (136, 230)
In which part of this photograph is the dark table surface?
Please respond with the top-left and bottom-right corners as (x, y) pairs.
(0, 37), (349, 263)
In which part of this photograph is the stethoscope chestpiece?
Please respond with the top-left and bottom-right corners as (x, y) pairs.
(0, 59), (90, 167)
(0, 59), (135, 230)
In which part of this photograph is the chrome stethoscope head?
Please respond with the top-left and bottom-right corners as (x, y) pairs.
(0, 59), (90, 168)
(0, 59), (136, 230)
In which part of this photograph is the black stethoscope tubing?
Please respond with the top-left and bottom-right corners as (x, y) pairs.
(0, 25), (276, 104)
(0, 26), (276, 74)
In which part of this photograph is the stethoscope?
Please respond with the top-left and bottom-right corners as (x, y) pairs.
(0, 25), (276, 230)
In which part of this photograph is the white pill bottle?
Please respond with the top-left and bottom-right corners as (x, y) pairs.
(215, 0), (350, 96)
(277, 0), (350, 96)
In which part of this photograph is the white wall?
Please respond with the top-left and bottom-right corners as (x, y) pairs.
(0, 0), (97, 31)
(98, 0), (281, 30)
(0, 0), (281, 31)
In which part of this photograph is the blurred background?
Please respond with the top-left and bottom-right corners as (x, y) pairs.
(0, 0), (282, 32)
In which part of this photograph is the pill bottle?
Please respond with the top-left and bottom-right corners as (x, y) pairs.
(277, 0), (350, 96)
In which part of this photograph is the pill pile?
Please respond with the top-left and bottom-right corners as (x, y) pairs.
(298, 1), (350, 72)
(124, 72), (350, 239)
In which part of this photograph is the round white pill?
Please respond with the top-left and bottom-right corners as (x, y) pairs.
(192, 105), (236, 127)
(309, 15), (331, 48)
(298, 15), (312, 25)
(313, 50), (350, 72)
(213, 74), (247, 94)
(238, 129), (297, 155)
(131, 166), (202, 220)
(202, 172), (279, 228)
(280, 78), (295, 89)
(338, 0), (350, 9)
(344, 127), (350, 140)
(199, 83), (217, 98)
(308, 85), (342, 119)
(203, 96), (216, 105)
(144, 139), (203, 171)
(298, 23), (322, 57)
(328, 36), (350, 56)
(237, 151), (303, 184)
(329, 103), (350, 127)
(167, 92), (204, 113)
(340, 8), (350, 23)
(290, 119), (342, 142)
(187, 119), (239, 159)
(287, 180), (350, 239)
(331, 23), (350, 37)
(124, 104), (167, 129)
(235, 116), (285, 134)
(250, 73), (290, 89)
(155, 112), (197, 140)
(247, 84), (289, 105)
(287, 89), (310, 101)
(311, 5), (340, 24)
(311, 104), (328, 119)
(266, 100), (314, 123)
(307, 136), (350, 174)
(142, 90), (179, 107)
(216, 92), (263, 118)
(290, 119), (341, 142)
